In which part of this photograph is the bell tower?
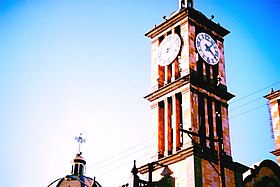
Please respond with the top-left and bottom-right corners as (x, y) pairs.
(137, 1), (248, 186)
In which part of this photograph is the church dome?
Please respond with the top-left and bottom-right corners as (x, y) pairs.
(55, 152), (102, 187)
(56, 175), (102, 187)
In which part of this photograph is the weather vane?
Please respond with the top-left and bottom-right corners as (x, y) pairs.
(75, 133), (86, 153)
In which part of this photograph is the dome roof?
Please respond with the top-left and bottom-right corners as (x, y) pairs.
(48, 134), (102, 187)
(52, 152), (102, 187)
(56, 175), (102, 187)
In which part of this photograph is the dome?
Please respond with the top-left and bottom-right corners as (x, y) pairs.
(48, 134), (102, 187)
(52, 152), (102, 187)
(56, 175), (102, 187)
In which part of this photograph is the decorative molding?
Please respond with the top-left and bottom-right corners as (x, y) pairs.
(264, 89), (280, 101)
(271, 149), (280, 157)
(144, 75), (190, 102)
(145, 8), (229, 39)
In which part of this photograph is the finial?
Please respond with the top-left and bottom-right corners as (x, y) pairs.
(270, 88), (274, 94)
(131, 160), (138, 175)
(179, 0), (194, 9)
(75, 133), (86, 153)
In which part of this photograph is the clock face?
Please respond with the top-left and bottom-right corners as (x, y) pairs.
(195, 32), (220, 65)
(157, 33), (181, 66)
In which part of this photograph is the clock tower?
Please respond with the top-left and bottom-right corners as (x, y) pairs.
(135, 1), (248, 186)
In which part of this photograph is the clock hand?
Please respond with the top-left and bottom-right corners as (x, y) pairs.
(166, 44), (175, 53)
(205, 44), (217, 58)
(205, 41), (216, 51)
(167, 39), (179, 51)
(208, 42), (215, 49)
(166, 44), (174, 53)
(209, 48), (216, 58)
(205, 44), (210, 52)
(166, 48), (170, 53)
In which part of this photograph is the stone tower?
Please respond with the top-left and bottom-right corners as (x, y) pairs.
(265, 89), (280, 164)
(134, 1), (248, 187)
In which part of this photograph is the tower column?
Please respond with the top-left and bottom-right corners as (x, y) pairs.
(171, 62), (176, 82)
(172, 95), (177, 154)
(173, 94), (182, 152)
(158, 101), (165, 158)
(164, 66), (168, 85)
(181, 87), (192, 148)
(165, 98), (173, 156)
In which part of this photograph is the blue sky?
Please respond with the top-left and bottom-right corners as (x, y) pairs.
(0, 0), (279, 186)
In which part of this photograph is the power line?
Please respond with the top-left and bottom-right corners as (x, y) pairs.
(229, 96), (264, 112)
(88, 145), (152, 171)
(86, 139), (151, 170)
(88, 152), (151, 177)
(88, 140), (152, 171)
(229, 80), (280, 105)
(229, 104), (267, 119)
(228, 81), (280, 118)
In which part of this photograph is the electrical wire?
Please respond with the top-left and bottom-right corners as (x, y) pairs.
(87, 140), (152, 171)
(86, 143), (152, 173)
(229, 104), (267, 119)
(228, 81), (279, 118)
(229, 80), (280, 105)
(229, 96), (264, 112)
(86, 139), (151, 170)
(92, 152), (151, 177)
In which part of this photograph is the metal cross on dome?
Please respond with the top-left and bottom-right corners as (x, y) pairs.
(75, 133), (86, 153)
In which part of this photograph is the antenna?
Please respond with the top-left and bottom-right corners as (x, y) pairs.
(75, 133), (86, 153)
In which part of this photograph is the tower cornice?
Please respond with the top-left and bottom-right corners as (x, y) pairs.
(190, 70), (235, 101)
(264, 90), (280, 101)
(145, 7), (230, 39)
(144, 75), (190, 102)
(271, 149), (280, 157)
(144, 72), (234, 103)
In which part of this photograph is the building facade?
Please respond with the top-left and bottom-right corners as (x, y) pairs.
(132, 1), (248, 186)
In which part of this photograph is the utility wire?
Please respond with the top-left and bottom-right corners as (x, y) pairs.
(87, 144), (152, 172)
(87, 143), (152, 173)
(229, 96), (264, 112)
(88, 152), (151, 177)
(228, 81), (280, 118)
(229, 80), (280, 105)
(230, 104), (267, 119)
(86, 139), (151, 170)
